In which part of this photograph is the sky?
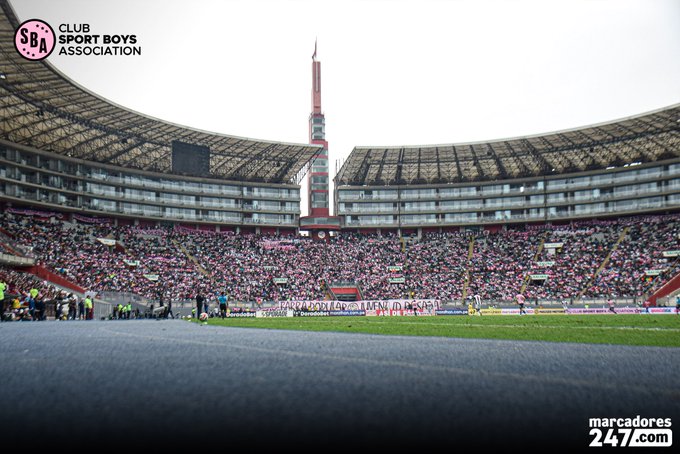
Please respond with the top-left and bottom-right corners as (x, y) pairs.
(9, 0), (680, 215)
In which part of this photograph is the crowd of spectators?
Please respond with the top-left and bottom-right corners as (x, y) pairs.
(586, 217), (680, 298)
(0, 266), (64, 320)
(523, 226), (621, 300)
(468, 231), (535, 300)
(0, 211), (677, 304)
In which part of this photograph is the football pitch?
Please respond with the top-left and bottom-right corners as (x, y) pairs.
(202, 314), (680, 347)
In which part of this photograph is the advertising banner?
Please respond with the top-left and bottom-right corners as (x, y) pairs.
(366, 309), (434, 317)
(388, 277), (405, 284)
(256, 309), (293, 318)
(226, 311), (256, 318)
(645, 307), (678, 315)
(279, 299), (440, 311)
(480, 308), (502, 315)
(500, 308), (528, 315)
(293, 310), (330, 317)
(329, 310), (366, 317)
(435, 308), (469, 316)
(566, 307), (640, 314)
(534, 308), (567, 315)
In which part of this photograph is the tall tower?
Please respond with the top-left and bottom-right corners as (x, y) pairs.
(299, 41), (340, 239)
(309, 41), (328, 216)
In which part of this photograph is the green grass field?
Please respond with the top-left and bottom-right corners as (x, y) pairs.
(200, 314), (680, 347)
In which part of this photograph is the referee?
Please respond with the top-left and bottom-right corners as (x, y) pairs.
(218, 292), (228, 319)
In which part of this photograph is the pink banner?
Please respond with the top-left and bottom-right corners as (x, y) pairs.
(6, 207), (63, 219)
(73, 214), (111, 224)
(279, 299), (441, 311)
(145, 256), (180, 263)
(174, 225), (234, 235)
(262, 240), (297, 250)
(366, 309), (435, 316)
(566, 307), (640, 314)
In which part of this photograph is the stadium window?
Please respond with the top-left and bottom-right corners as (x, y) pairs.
(529, 195), (544, 204)
(572, 176), (590, 187)
(668, 164), (680, 175)
(639, 167), (661, 178)
(529, 208), (544, 218)
(547, 179), (566, 190)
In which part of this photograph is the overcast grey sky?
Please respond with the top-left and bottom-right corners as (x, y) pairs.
(9, 0), (680, 214)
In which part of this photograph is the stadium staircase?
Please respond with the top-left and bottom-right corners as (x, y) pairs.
(109, 236), (126, 254)
(647, 272), (680, 305)
(0, 229), (36, 267)
(461, 236), (475, 301)
(644, 257), (680, 305)
(320, 280), (331, 300)
(327, 282), (363, 301)
(0, 228), (89, 300)
(171, 239), (210, 277)
(25, 265), (86, 294)
(0, 228), (31, 257)
(577, 226), (629, 301)
(520, 234), (547, 294)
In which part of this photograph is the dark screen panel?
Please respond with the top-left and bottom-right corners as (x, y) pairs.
(171, 140), (210, 176)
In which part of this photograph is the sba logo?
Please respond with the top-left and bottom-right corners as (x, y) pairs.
(14, 19), (56, 61)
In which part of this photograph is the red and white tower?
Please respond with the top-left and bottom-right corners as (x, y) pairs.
(299, 41), (340, 239)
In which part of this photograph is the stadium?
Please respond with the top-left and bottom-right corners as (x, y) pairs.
(1, 0), (679, 449)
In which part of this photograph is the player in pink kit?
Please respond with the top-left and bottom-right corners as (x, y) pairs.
(516, 293), (527, 315)
(607, 298), (617, 314)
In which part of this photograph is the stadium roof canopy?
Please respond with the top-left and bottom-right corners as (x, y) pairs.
(0, 2), (320, 184)
(336, 104), (680, 186)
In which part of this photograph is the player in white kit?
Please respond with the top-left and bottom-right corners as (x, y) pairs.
(474, 294), (482, 316)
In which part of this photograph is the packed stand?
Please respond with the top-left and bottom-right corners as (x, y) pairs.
(468, 231), (536, 301)
(523, 225), (621, 300)
(586, 215), (680, 298)
(1, 210), (678, 303)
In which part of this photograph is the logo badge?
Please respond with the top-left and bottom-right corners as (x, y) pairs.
(14, 19), (56, 61)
